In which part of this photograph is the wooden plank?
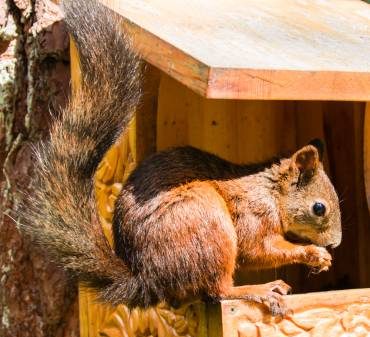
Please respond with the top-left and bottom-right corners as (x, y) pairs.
(207, 68), (370, 101)
(220, 288), (370, 337)
(100, 0), (370, 100)
(362, 102), (370, 287)
(365, 102), (370, 211)
(323, 103), (367, 291)
(157, 74), (297, 162)
(135, 63), (160, 162)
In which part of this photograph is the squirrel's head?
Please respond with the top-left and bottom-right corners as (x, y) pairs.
(276, 140), (341, 249)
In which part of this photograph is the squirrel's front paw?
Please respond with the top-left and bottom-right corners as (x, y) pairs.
(303, 245), (332, 272)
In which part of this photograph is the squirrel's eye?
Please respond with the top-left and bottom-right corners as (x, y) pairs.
(313, 202), (326, 216)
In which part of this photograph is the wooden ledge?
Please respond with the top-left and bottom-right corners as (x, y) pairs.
(100, 0), (370, 100)
(79, 287), (370, 337)
(210, 288), (370, 337)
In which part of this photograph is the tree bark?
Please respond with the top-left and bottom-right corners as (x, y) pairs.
(0, 1), (78, 337)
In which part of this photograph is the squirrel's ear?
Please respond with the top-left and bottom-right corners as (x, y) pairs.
(308, 138), (324, 161)
(290, 145), (320, 184)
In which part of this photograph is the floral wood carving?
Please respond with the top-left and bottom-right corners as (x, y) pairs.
(221, 290), (370, 337)
(237, 304), (370, 337)
(79, 122), (203, 337)
(95, 126), (137, 244)
(98, 302), (202, 337)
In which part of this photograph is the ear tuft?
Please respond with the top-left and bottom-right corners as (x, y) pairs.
(308, 138), (324, 161)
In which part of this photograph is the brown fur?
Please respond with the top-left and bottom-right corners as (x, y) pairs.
(19, 0), (341, 315)
(113, 145), (341, 310)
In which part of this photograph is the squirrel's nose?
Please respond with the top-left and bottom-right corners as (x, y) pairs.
(328, 232), (342, 249)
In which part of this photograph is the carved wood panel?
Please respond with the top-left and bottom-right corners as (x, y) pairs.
(219, 288), (370, 337)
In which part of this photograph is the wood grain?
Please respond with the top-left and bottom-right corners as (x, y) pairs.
(135, 64), (160, 162)
(365, 102), (370, 212)
(100, 0), (370, 100)
(157, 74), (298, 162)
(218, 288), (370, 337)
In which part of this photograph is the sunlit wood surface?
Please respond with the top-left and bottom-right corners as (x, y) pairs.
(100, 0), (370, 100)
(214, 288), (370, 337)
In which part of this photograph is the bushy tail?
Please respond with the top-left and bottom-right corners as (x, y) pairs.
(19, 0), (142, 305)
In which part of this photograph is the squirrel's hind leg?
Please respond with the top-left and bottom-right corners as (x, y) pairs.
(119, 181), (238, 306)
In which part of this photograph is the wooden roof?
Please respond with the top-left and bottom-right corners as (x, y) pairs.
(100, 0), (370, 100)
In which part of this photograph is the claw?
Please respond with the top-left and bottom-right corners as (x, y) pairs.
(261, 294), (288, 317)
(220, 280), (293, 316)
(265, 280), (292, 295)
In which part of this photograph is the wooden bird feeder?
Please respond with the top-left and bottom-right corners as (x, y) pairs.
(71, 0), (370, 336)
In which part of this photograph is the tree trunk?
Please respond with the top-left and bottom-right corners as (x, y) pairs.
(0, 1), (78, 336)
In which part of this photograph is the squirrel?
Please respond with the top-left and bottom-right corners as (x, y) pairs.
(19, 0), (342, 316)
